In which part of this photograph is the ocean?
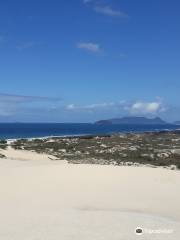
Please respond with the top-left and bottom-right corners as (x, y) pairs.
(0, 123), (179, 139)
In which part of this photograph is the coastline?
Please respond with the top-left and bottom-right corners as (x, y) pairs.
(0, 122), (179, 140)
(1, 130), (180, 170)
(3, 128), (180, 142)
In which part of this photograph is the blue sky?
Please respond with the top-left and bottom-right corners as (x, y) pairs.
(0, 0), (180, 122)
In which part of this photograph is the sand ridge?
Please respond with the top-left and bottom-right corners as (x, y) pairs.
(0, 146), (66, 162)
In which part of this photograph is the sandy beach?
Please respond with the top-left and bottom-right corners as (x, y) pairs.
(0, 150), (180, 240)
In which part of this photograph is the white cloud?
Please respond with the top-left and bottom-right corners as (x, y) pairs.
(66, 104), (76, 110)
(127, 101), (167, 115)
(66, 100), (167, 116)
(66, 102), (115, 111)
(94, 5), (128, 18)
(77, 42), (101, 53)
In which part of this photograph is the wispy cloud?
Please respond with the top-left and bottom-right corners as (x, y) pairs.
(0, 35), (7, 44)
(16, 42), (37, 51)
(77, 42), (102, 53)
(83, 0), (93, 3)
(66, 102), (115, 111)
(0, 93), (61, 117)
(0, 93), (60, 103)
(0, 36), (4, 43)
(83, 0), (129, 18)
(94, 6), (129, 18)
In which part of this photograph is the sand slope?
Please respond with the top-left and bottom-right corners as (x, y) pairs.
(0, 158), (180, 240)
(0, 146), (60, 162)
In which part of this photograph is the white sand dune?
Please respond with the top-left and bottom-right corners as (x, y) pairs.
(0, 147), (61, 162)
(0, 156), (180, 239)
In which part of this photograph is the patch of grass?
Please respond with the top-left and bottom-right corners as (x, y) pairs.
(0, 139), (8, 150)
(0, 140), (7, 144)
(8, 132), (180, 169)
(0, 153), (6, 158)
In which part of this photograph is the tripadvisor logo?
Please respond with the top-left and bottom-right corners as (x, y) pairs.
(135, 227), (174, 235)
(135, 227), (143, 235)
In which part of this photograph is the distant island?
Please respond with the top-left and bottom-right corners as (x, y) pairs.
(95, 117), (167, 125)
(174, 121), (180, 125)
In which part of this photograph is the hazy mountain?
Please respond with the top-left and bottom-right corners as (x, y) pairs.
(95, 117), (167, 125)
